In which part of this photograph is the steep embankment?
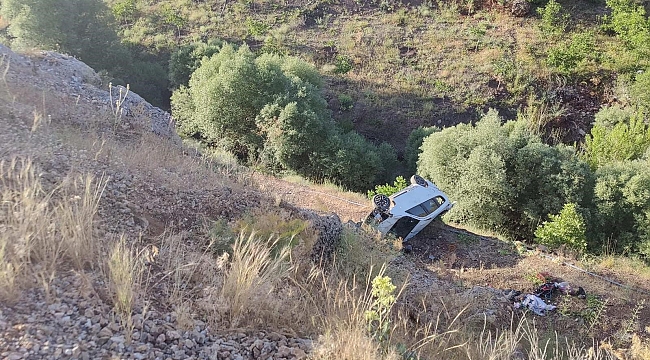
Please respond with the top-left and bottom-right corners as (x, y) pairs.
(0, 44), (325, 359)
(0, 45), (649, 360)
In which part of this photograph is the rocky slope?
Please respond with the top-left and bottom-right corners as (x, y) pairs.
(0, 44), (648, 360)
(0, 44), (330, 359)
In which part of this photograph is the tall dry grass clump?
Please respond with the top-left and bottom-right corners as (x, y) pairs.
(0, 156), (105, 302)
(0, 157), (58, 300)
(58, 173), (106, 270)
(107, 235), (145, 342)
(220, 231), (291, 326)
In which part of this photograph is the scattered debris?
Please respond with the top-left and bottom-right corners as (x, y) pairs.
(515, 295), (557, 316)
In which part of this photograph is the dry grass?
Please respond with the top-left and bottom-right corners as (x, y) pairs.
(220, 232), (292, 327)
(0, 157), (105, 301)
(106, 235), (145, 343)
(58, 173), (107, 270)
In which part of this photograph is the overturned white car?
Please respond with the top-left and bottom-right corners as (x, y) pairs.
(365, 175), (454, 241)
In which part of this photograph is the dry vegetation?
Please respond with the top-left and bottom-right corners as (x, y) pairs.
(1, 49), (650, 359)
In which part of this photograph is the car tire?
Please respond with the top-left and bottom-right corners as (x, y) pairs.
(373, 194), (390, 212)
(410, 174), (428, 187)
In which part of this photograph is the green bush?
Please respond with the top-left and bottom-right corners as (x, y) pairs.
(326, 131), (385, 191)
(535, 203), (588, 253)
(583, 109), (650, 169)
(334, 55), (353, 74)
(604, 0), (650, 57)
(171, 44), (392, 192)
(338, 93), (354, 111)
(537, 0), (568, 38)
(168, 40), (224, 89)
(631, 69), (650, 111)
(546, 31), (597, 74)
(593, 160), (650, 254)
(367, 176), (408, 199)
(1, 0), (120, 71)
(593, 105), (636, 128)
(111, 0), (137, 24)
(405, 126), (439, 174)
(417, 110), (594, 239)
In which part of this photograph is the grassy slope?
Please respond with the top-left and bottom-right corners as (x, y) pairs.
(1, 43), (650, 359)
(109, 0), (621, 153)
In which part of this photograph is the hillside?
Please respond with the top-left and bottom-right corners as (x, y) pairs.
(1, 44), (650, 360)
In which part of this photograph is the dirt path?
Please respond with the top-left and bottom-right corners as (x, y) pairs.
(252, 173), (372, 223)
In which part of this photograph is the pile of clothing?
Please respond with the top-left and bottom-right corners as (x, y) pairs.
(505, 274), (587, 316)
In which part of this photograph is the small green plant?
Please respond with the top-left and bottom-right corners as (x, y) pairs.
(338, 93), (354, 111)
(334, 55), (353, 74)
(546, 31), (597, 74)
(535, 203), (587, 253)
(523, 272), (546, 287)
(365, 275), (397, 343)
(246, 18), (270, 37)
(537, 0), (568, 37)
(581, 294), (608, 332)
(367, 176), (408, 199)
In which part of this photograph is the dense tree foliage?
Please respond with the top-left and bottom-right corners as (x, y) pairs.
(417, 110), (594, 239)
(1, 0), (118, 69)
(168, 40), (224, 90)
(405, 126), (438, 174)
(535, 203), (587, 253)
(592, 161), (650, 255)
(172, 44), (396, 191)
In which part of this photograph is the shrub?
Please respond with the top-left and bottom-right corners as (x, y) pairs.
(594, 105), (636, 128)
(334, 55), (353, 74)
(404, 126), (439, 174)
(546, 31), (597, 74)
(631, 69), (650, 111)
(583, 110), (650, 169)
(604, 0), (650, 57)
(111, 0), (137, 24)
(327, 131), (384, 191)
(1, 0), (120, 71)
(535, 203), (588, 253)
(338, 93), (354, 111)
(168, 40), (224, 89)
(537, 0), (568, 38)
(367, 176), (408, 199)
(171, 44), (391, 192)
(592, 160), (650, 254)
(418, 110), (594, 239)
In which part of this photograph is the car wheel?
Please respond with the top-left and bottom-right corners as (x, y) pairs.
(410, 174), (428, 187)
(373, 194), (390, 212)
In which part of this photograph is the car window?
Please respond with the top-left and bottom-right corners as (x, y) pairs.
(407, 196), (445, 217)
(406, 204), (428, 217)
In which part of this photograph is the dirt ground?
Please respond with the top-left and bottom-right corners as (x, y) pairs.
(256, 174), (650, 346)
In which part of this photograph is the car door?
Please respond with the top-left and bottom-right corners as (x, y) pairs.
(388, 216), (420, 240)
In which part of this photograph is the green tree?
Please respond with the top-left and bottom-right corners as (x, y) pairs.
(171, 44), (391, 191)
(604, 0), (650, 57)
(593, 160), (650, 254)
(111, 0), (137, 24)
(1, 0), (119, 71)
(537, 0), (569, 38)
(168, 40), (224, 89)
(405, 126), (439, 174)
(583, 111), (650, 169)
(418, 110), (593, 239)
